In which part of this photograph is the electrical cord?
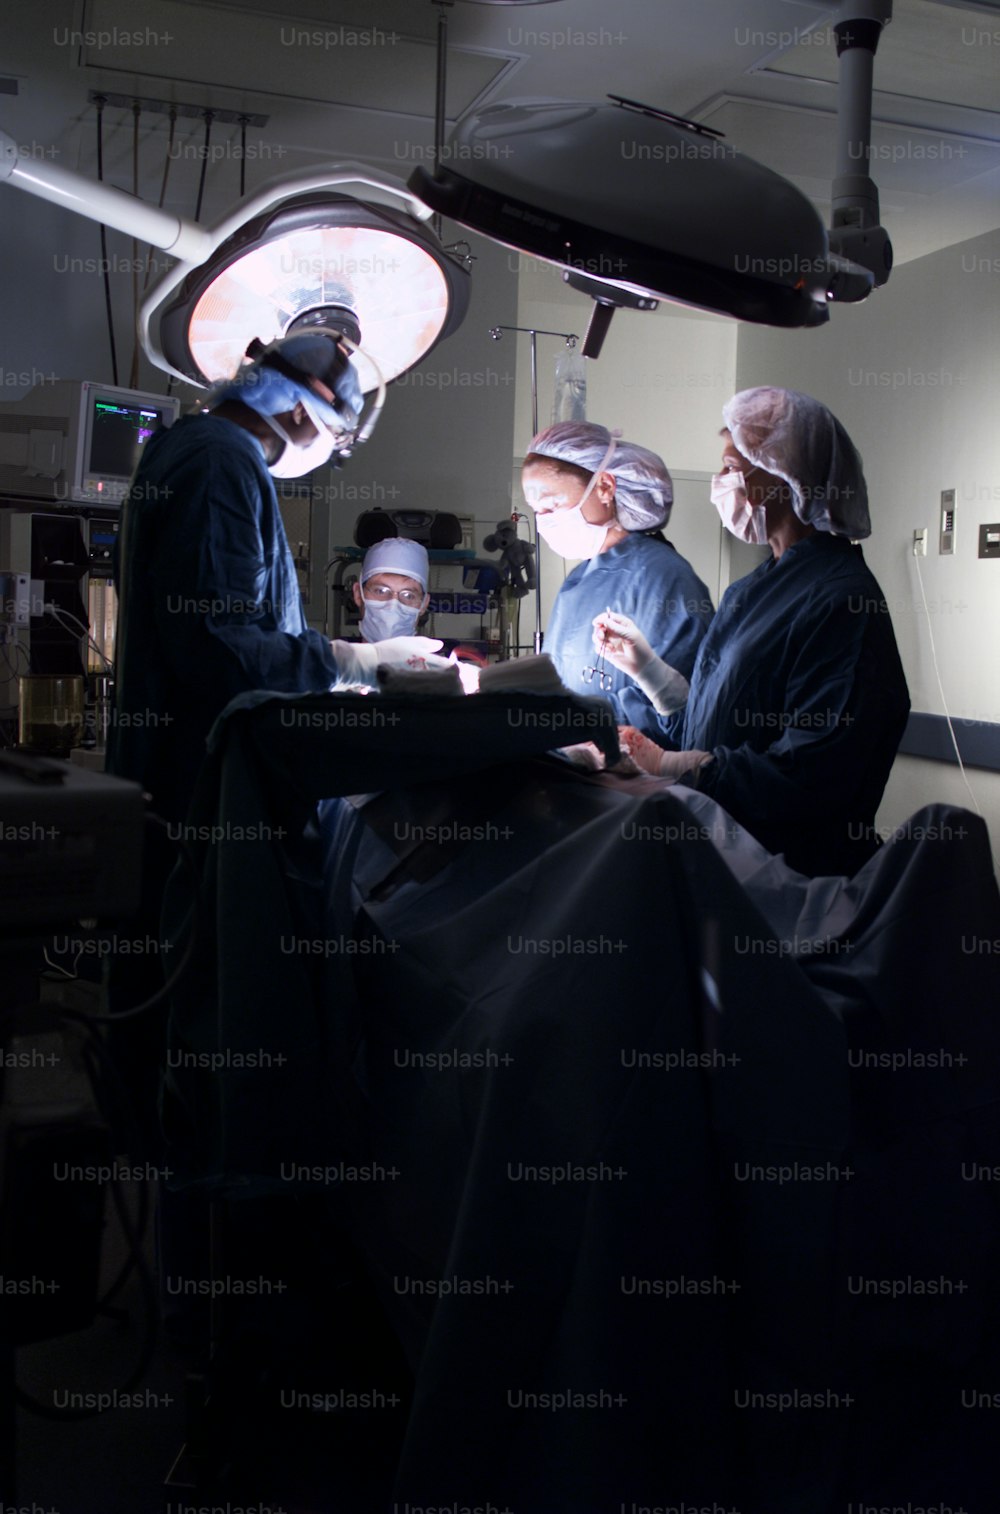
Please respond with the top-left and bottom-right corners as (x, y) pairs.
(142, 108), (177, 299)
(1, 637), (30, 683)
(911, 549), (998, 880)
(42, 946), (82, 980)
(194, 109), (214, 222)
(12, 995), (160, 1420)
(10, 811), (201, 1415)
(94, 96), (119, 387)
(60, 813), (201, 1025)
(128, 102), (143, 389)
(41, 604), (113, 672)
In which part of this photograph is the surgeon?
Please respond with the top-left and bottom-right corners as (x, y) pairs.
(595, 387), (910, 878)
(108, 332), (441, 822)
(521, 422), (713, 736)
(104, 332), (441, 1206)
(351, 536), (431, 642)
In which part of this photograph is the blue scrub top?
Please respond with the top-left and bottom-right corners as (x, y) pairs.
(107, 412), (341, 820)
(544, 532), (714, 738)
(681, 532), (910, 877)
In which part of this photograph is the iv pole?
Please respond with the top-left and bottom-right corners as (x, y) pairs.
(488, 324), (579, 654)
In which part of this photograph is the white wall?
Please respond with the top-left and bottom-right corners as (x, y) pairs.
(734, 228), (1000, 857)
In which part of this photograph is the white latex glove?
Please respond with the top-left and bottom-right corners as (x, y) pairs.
(330, 636), (444, 688)
(616, 725), (668, 774)
(592, 610), (689, 716)
(659, 748), (714, 783)
(330, 638), (379, 688)
(375, 635), (445, 668)
(592, 609), (653, 678)
(618, 727), (714, 784)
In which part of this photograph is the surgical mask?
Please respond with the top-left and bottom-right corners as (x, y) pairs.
(359, 596), (421, 643)
(262, 393), (339, 479)
(710, 471), (768, 546)
(532, 435), (618, 560)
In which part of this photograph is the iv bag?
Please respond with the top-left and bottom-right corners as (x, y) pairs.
(551, 349), (586, 424)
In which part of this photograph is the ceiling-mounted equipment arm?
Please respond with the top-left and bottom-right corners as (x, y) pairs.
(827, 0), (894, 298)
(0, 134), (433, 264)
(0, 128), (213, 262)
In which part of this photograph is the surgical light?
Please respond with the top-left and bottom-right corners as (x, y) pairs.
(0, 141), (470, 392)
(411, 0), (894, 352)
(410, 96), (837, 349)
(155, 193), (467, 393)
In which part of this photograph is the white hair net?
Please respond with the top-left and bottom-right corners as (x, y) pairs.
(526, 421), (673, 532)
(722, 387), (870, 539)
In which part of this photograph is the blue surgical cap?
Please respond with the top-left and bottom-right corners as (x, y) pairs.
(361, 537), (429, 591)
(722, 387), (870, 539)
(208, 332), (364, 432)
(526, 421), (673, 531)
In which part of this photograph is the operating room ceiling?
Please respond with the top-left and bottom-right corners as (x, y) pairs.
(1, 0), (998, 266)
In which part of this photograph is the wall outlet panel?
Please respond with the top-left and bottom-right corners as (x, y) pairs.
(939, 487), (956, 555)
(979, 524), (1000, 560)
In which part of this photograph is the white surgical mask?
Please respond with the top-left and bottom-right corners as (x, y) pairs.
(710, 470), (768, 546)
(535, 499), (611, 560)
(359, 597), (420, 643)
(263, 394), (338, 479)
(531, 435), (618, 561)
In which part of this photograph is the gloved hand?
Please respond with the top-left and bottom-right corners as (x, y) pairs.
(616, 725), (668, 775)
(618, 726), (714, 784)
(592, 610), (689, 715)
(375, 635), (445, 668)
(330, 636), (444, 688)
(658, 748), (714, 784)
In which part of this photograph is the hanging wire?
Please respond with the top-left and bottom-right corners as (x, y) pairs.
(194, 108), (215, 222)
(141, 107), (177, 296)
(129, 100), (142, 388)
(43, 604), (113, 672)
(165, 107), (214, 400)
(94, 96), (119, 386)
(431, 0), (452, 242)
(238, 114), (249, 198)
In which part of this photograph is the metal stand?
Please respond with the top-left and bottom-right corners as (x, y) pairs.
(487, 325), (578, 654)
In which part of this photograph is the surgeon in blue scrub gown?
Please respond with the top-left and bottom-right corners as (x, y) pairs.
(108, 332), (440, 822)
(599, 387), (910, 879)
(522, 422), (713, 737)
(104, 332), (441, 1274)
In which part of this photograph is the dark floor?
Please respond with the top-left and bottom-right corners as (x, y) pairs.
(14, 1179), (410, 1514)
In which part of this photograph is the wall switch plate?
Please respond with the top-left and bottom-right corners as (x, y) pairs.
(939, 488), (956, 555)
(979, 524), (1000, 560)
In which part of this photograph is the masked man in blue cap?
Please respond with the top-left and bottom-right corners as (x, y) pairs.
(351, 536), (431, 642)
(108, 330), (441, 821)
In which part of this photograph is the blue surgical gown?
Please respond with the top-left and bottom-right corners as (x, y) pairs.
(544, 532), (713, 737)
(107, 413), (341, 820)
(678, 532), (910, 877)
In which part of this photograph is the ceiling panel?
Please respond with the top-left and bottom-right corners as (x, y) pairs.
(764, 0), (1000, 113)
(1, 0), (997, 265)
(81, 0), (516, 119)
(700, 95), (1000, 195)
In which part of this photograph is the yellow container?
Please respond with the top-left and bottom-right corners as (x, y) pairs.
(17, 675), (85, 757)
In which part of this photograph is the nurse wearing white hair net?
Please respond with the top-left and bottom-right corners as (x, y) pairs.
(521, 422), (713, 738)
(605, 387), (910, 878)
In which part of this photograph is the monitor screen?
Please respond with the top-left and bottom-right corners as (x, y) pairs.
(87, 398), (165, 479)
